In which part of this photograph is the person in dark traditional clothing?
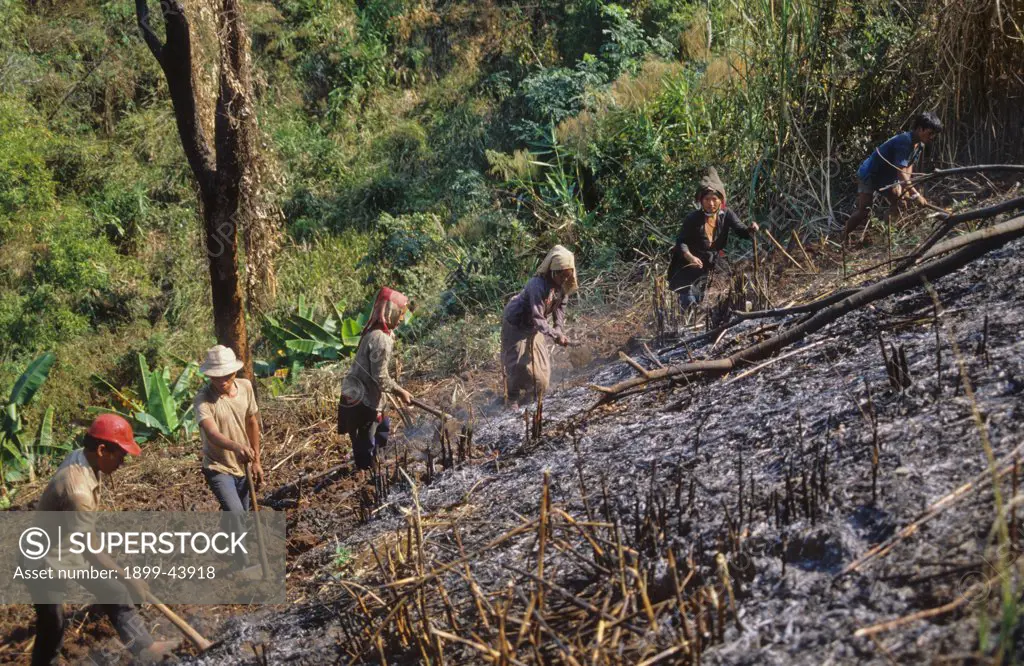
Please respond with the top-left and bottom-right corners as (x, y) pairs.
(501, 245), (577, 404)
(337, 288), (414, 470)
(668, 167), (759, 308)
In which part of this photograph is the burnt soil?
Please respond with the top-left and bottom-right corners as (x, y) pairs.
(3, 216), (1024, 664)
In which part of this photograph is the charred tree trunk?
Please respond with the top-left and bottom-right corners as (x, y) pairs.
(135, 0), (262, 380)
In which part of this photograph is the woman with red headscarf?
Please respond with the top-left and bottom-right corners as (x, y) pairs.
(338, 288), (414, 470)
(668, 167), (759, 308)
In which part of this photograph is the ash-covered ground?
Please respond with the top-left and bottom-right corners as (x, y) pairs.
(190, 238), (1024, 665)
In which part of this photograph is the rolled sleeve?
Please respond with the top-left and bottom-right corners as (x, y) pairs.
(195, 396), (213, 425)
(553, 297), (566, 334)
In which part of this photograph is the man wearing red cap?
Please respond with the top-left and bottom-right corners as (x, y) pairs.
(29, 414), (176, 664)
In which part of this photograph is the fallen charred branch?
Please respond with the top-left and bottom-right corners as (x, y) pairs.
(879, 164), (1024, 193)
(891, 195), (1024, 273)
(592, 215), (1024, 398)
(915, 215), (1024, 264)
(732, 288), (859, 321)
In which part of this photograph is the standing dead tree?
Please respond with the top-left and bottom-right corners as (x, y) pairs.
(135, 0), (281, 379)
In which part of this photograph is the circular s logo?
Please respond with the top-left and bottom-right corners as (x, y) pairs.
(19, 527), (51, 560)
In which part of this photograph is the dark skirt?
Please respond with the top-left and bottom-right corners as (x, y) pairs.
(668, 250), (711, 307)
(337, 398), (391, 470)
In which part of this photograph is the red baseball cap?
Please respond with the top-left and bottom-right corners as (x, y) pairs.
(87, 414), (142, 456)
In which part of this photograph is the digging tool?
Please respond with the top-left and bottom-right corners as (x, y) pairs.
(919, 199), (950, 216)
(409, 397), (453, 421)
(409, 398), (464, 449)
(245, 463), (271, 579)
(147, 593), (214, 652)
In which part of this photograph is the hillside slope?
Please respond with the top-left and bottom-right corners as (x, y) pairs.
(181, 230), (1024, 664)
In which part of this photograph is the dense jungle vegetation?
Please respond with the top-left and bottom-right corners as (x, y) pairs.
(0, 0), (1019, 484)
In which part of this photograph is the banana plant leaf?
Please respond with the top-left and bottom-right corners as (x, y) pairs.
(284, 314), (340, 344)
(171, 362), (198, 400)
(285, 339), (340, 355)
(137, 353), (151, 401)
(144, 373), (179, 435)
(133, 411), (170, 436)
(35, 405), (54, 452)
(4, 403), (21, 436)
(2, 437), (26, 465)
(253, 360), (276, 378)
(263, 319), (301, 349)
(9, 352), (56, 406)
(340, 318), (364, 347)
(297, 294), (311, 319)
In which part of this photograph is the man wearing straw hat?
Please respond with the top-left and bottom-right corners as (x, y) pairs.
(194, 345), (261, 565)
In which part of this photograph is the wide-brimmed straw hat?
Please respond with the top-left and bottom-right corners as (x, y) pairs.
(199, 345), (244, 377)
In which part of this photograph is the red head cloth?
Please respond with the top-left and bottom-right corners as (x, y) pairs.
(362, 287), (409, 337)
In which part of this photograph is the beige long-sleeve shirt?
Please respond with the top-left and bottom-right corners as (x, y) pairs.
(341, 329), (397, 411)
(35, 449), (100, 571)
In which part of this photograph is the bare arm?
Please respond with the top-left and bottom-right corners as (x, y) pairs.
(199, 418), (253, 463)
(246, 413), (263, 485)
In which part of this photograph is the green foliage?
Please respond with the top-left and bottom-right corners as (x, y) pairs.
(0, 352), (70, 485)
(330, 542), (353, 578)
(0, 0), (1012, 484)
(256, 297), (371, 382)
(0, 99), (56, 217)
(91, 355), (200, 443)
(359, 212), (447, 298)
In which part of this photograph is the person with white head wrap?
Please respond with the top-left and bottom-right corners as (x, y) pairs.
(501, 245), (577, 403)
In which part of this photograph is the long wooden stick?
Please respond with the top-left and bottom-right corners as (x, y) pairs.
(878, 164), (1024, 192)
(147, 594), (214, 652)
(762, 228), (805, 271)
(409, 398), (452, 421)
(246, 464), (271, 579)
(722, 339), (828, 385)
(591, 214), (1024, 398)
(891, 195), (1024, 273)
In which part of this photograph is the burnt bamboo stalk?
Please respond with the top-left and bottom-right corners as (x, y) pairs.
(763, 228), (805, 271)
(538, 473), (551, 611)
(792, 229), (817, 272)
(593, 217), (1024, 398)
(891, 197), (1024, 273)
(453, 526), (493, 631)
(668, 549), (693, 644)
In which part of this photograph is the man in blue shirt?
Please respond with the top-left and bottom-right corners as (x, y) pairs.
(842, 112), (943, 244)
